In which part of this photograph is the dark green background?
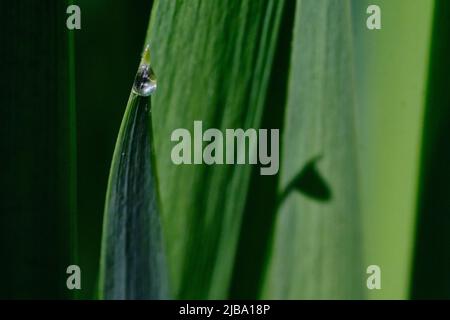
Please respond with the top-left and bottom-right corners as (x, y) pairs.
(0, 0), (152, 299)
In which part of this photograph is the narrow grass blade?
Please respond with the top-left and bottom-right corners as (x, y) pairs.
(99, 49), (168, 299)
(75, 0), (153, 299)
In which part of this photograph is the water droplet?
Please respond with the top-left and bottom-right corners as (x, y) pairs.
(133, 65), (157, 96)
(132, 45), (157, 97)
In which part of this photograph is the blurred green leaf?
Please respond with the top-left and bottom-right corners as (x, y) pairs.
(351, 0), (434, 299)
(262, 0), (364, 299)
(147, 0), (287, 299)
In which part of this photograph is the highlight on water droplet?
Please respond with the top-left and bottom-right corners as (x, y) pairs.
(132, 45), (157, 97)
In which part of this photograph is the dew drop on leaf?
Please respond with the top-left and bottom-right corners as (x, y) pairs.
(132, 45), (157, 97)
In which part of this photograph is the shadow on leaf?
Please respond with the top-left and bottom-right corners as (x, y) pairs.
(279, 156), (332, 204)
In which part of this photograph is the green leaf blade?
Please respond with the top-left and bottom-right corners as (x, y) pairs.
(147, 0), (287, 299)
(99, 94), (168, 299)
(262, 0), (364, 299)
